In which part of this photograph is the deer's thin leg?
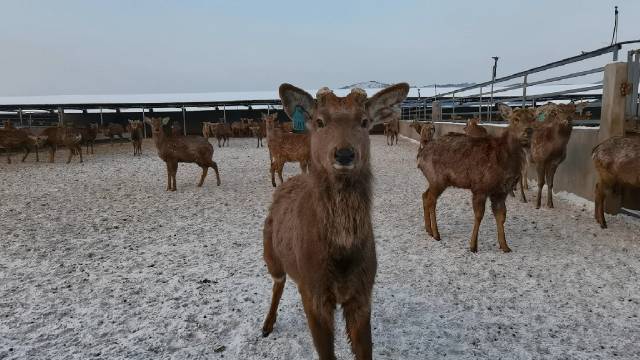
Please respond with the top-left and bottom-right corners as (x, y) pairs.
(198, 166), (208, 187)
(535, 162), (545, 209)
(491, 194), (511, 253)
(470, 192), (487, 253)
(262, 275), (285, 337)
(595, 181), (607, 229)
(546, 163), (559, 208)
(78, 147), (83, 163)
(166, 164), (172, 191)
(426, 186), (443, 241)
(519, 175), (528, 203)
(422, 190), (432, 237)
(343, 298), (373, 360)
(300, 291), (336, 360)
(211, 161), (221, 186)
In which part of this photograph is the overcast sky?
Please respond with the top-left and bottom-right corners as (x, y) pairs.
(1, 0), (639, 96)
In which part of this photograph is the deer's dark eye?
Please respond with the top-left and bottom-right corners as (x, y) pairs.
(316, 119), (325, 128)
(361, 118), (369, 128)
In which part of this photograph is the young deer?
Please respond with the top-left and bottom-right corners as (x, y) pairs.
(262, 83), (409, 360)
(264, 112), (310, 187)
(40, 126), (83, 163)
(384, 115), (400, 145)
(128, 120), (143, 156)
(525, 103), (577, 208)
(592, 135), (640, 228)
(144, 117), (220, 191)
(250, 117), (266, 148)
(417, 103), (535, 252)
(463, 117), (488, 137)
(77, 123), (99, 155)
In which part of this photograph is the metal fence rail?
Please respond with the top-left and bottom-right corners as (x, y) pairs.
(404, 40), (640, 123)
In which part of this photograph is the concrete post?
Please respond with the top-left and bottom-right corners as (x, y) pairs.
(598, 62), (628, 214)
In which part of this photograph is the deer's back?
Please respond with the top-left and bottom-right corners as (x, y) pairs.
(268, 132), (310, 161)
(593, 136), (640, 186)
(419, 133), (523, 193)
(158, 136), (213, 163)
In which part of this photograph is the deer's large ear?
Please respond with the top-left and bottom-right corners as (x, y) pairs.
(497, 103), (512, 120)
(144, 117), (152, 125)
(366, 83), (409, 126)
(161, 117), (171, 125)
(279, 83), (315, 122)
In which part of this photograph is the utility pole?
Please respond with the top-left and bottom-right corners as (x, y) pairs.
(489, 56), (499, 122)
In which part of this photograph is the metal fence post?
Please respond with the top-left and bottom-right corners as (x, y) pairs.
(479, 87), (483, 120)
(18, 108), (23, 127)
(452, 92), (456, 119)
(522, 74), (528, 108)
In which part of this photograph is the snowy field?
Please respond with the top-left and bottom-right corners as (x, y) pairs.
(1, 136), (639, 359)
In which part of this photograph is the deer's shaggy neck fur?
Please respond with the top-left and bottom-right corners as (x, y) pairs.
(308, 163), (373, 249)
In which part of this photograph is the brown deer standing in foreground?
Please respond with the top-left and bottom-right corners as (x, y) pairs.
(463, 117), (488, 137)
(144, 117), (220, 191)
(262, 83), (409, 360)
(264, 112), (311, 187)
(592, 135), (640, 228)
(417, 103), (535, 252)
(128, 120), (143, 156)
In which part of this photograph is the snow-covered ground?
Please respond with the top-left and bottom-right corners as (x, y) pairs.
(1, 136), (639, 359)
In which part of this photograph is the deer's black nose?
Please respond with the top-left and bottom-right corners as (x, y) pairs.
(335, 147), (355, 166)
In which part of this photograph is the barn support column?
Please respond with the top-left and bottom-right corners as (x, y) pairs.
(58, 107), (64, 126)
(141, 108), (147, 138)
(182, 107), (187, 136)
(100, 107), (104, 126)
(599, 62), (628, 214)
(18, 108), (23, 127)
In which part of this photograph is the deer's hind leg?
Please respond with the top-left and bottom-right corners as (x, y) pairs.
(426, 185), (444, 241)
(262, 216), (286, 337)
(491, 193), (511, 253)
(470, 192), (487, 253)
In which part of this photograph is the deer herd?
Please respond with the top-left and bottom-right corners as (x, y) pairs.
(1, 83), (639, 359)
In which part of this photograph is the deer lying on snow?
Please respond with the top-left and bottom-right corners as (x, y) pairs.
(262, 83), (409, 360)
(383, 114), (400, 145)
(128, 120), (143, 156)
(592, 135), (640, 228)
(264, 112), (311, 187)
(417, 103), (535, 252)
(463, 117), (488, 137)
(145, 117), (220, 191)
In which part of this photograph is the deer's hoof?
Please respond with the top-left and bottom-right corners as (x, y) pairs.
(470, 247), (478, 253)
(501, 247), (512, 253)
(432, 234), (441, 241)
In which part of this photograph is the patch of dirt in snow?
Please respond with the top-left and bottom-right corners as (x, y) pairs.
(1, 137), (639, 359)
